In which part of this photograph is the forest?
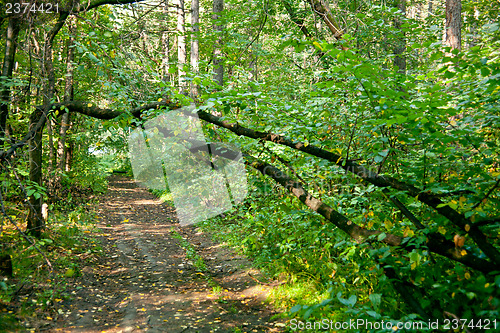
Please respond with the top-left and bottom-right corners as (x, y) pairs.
(0, 0), (499, 331)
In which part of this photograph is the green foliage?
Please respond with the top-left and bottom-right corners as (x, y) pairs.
(2, 0), (499, 328)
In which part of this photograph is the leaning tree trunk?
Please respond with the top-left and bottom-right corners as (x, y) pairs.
(445, 0), (461, 50)
(307, 0), (343, 40)
(0, 16), (21, 141)
(212, 0), (224, 87)
(190, 0), (200, 97)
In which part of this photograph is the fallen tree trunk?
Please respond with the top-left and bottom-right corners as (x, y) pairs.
(1, 101), (498, 273)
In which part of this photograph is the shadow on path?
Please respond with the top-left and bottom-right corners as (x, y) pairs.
(48, 175), (285, 333)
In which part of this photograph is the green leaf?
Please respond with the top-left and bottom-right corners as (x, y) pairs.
(369, 293), (382, 311)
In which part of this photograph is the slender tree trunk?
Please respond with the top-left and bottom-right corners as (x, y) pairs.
(213, 0), (224, 87)
(393, 0), (407, 75)
(46, 117), (56, 179)
(177, 0), (187, 93)
(307, 0), (343, 40)
(58, 17), (75, 172)
(0, 17), (21, 141)
(66, 135), (73, 172)
(445, 0), (461, 50)
(27, 12), (69, 236)
(27, 108), (44, 238)
(161, 0), (171, 83)
(282, 0), (312, 38)
(190, 0), (200, 97)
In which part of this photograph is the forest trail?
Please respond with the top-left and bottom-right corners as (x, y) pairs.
(46, 176), (285, 333)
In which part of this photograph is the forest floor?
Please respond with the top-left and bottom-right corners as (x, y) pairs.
(40, 175), (286, 333)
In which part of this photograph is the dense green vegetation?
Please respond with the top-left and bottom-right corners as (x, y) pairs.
(0, 0), (499, 331)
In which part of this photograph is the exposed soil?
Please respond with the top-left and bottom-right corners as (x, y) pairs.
(42, 175), (286, 333)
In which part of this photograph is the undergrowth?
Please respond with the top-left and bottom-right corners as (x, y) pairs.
(194, 178), (405, 330)
(0, 199), (104, 332)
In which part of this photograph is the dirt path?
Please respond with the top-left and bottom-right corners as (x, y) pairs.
(47, 176), (285, 333)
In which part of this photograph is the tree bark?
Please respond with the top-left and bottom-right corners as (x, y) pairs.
(190, 0), (200, 97)
(177, 0), (187, 93)
(445, 0), (461, 50)
(212, 0), (224, 87)
(0, 16), (21, 141)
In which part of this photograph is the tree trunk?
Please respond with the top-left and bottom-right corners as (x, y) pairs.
(307, 0), (343, 40)
(212, 0), (224, 87)
(0, 16), (21, 141)
(27, 108), (44, 238)
(177, 0), (187, 93)
(161, 0), (171, 83)
(65, 136), (73, 171)
(445, 0), (461, 50)
(58, 17), (76, 172)
(190, 0), (200, 97)
(393, 0), (406, 75)
(27, 11), (70, 236)
(46, 116), (56, 179)
(282, 0), (312, 38)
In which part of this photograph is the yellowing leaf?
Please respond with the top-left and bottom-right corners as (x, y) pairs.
(404, 226), (414, 237)
(122, 218), (129, 223)
(464, 272), (470, 279)
(464, 224), (470, 232)
(384, 220), (393, 230)
(461, 249), (467, 256)
(87, 103), (93, 107)
(158, 98), (163, 102)
(313, 41), (323, 51)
